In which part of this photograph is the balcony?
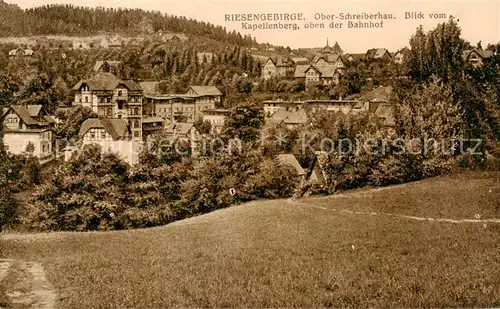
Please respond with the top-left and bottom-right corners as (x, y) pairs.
(114, 96), (128, 102)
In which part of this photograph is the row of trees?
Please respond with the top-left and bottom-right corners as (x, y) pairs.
(401, 19), (499, 156)
(0, 2), (257, 47)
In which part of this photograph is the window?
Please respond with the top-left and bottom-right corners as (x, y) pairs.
(85, 96), (88, 103)
(118, 90), (122, 96)
(134, 131), (139, 138)
(90, 132), (95, 140)
(101, 132), (106, 139)
(134, 120), (139, 128)
(134, 107), (139, 115)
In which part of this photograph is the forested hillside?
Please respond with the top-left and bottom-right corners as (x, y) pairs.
(0, 1), (256, 47)
(0, 41), (262, 113)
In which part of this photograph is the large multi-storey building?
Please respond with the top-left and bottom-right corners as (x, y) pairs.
(142, 85), (222, 123)
(263, 86), (395, 127)
(72, 72), (144, 139)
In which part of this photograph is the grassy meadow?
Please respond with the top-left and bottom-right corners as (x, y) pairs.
(1, 171), (499, 308)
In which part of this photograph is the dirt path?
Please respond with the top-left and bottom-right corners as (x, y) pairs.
(0, 259), (12, 282)
(0, 260), (57, 309)
(288, 199), (500, 224)
(26, 262), (57, 309)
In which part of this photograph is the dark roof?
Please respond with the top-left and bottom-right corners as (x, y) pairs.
(366, 48), (392, 59)
(291, 57), (309, 64)
(142, 117), (165, 124)
(332, 41), (343, 54)
(369, 102), (395, 127)
(6, 105), (49, 126)
(78, 118), (130, 140)
(345, 53), (365, 62)
(121, 80), (142, 92)
(27, 105), (43, 117)
(264, 56), (294, 67)
(462, 48), (494, 61)
(44, 115), (56, 124)
(188, 86), (222, 96)
(138, 81), (160, 95)
(72, 73), (142, 92)
(165, 123), (195, 135)
(72, 73), (120, 91)
(269, 109), (308, 125)
(394, 47), (410, 57)
(145, 94), (197, 101)
(277, 154), (305, 176)
(294, 64), (339, 78)
(306, 151), (329, 184)
(357, 86), (392, 102)
(93, 60), (123, 72)
(312, 53), (343, 64)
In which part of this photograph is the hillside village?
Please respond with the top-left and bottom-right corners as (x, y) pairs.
(0, 2), (498, 236)
(1, 37), (492, 167)
(0, 2), (499, 308)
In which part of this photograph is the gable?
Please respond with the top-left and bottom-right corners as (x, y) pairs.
(78, 82), (90, 91)
(305, 66), (321, 74)
(116, 83), (129, 91)
(316, 58), (327, 65)
(2, 111), (21, 127)
(468, 50), (482, 60)
(264, 59), (276, 67)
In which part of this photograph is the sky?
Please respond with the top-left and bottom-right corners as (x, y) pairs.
(7, 0), (500, 53)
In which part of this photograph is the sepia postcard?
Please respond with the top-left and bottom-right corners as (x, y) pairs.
(0, 0), (499, 308)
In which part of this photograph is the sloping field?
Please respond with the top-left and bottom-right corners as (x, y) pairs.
(1, 171), (499, 308)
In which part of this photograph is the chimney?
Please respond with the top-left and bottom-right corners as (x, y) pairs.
(366, 78), (374, 91)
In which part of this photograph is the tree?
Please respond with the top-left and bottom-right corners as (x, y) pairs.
(243, 158), (300, 200)
(394, 76), (463, 177)
(0, 125), (17, 231)
(405, 19), (499, 156)
(0, 72), (19, 107)
(24, 144), (131, 231)
(193, 118), (212, 135)
(139, 131), (191, 168)
(221, 100), (264, 143)
(408, 19), (466, 84)
(54, 106), (97, 147)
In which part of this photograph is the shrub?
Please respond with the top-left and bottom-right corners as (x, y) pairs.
(243, 158), (300, 200)
(21, 144), (132, 231)
(6, 153), (41, 192)
(0, 188), (17, 232)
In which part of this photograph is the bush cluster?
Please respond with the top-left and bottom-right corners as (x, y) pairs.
(21, 143), (301, 232)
